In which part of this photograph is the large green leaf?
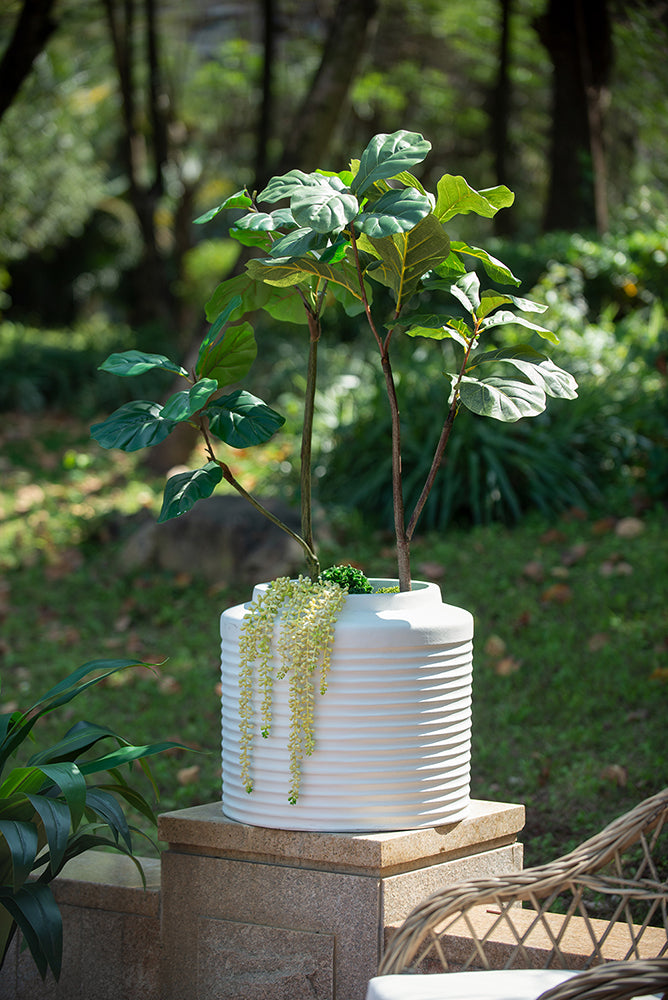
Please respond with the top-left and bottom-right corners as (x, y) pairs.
(157, 462), (223, 522)
(25, 795), (70, 875)
(0, 820), (38, 890)
(458, 374), (546, 421)
(233, 207), (295, 231)
(77, 741), (189, 776)
(204, 275), (270, 324)
(91, 401), (177, 453)
(193, 189), (252, 224)
(435, 175), (515, 223)
(477, 290), (548, 320)
(351, 130), (431, 196)
(258, 168), (324, 203)
(160, 379), (218, 422)
(246, 256), (363, 300)
(471, 348), (578, 399)
(196, 320), (257, 386)
(450, 272), (481, 315)
(28, 720), (121, 767)
(0, 882), (62, 980)
(98, 351), (187, 379)
(405, 315), (473, 347)
(84, 788), (132, 851)
(205, 390), (285, 448)
(479, 309), (558, 344)
(361, 213), (451, 307)
(356, 187), (432, 238)
(449, 241), (521, 286)
(291, 178), (359, 233)
(269, 228), (330, 258)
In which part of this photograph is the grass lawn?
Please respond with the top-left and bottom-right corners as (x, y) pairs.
(1, 412), (666, 868)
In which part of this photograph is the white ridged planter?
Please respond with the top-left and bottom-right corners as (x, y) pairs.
(220, 579), (473, 832)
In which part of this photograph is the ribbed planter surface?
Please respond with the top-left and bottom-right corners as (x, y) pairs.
(220, 580), (473, 832)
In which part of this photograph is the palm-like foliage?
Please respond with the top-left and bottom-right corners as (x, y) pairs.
(0, 658), (187, 981)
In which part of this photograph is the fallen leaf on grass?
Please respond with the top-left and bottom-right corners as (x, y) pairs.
(541, 583), (572, 604)
(177, 765), (200, 786)
(45, 623), (81, 645)
(45, 548), (84, 580)
(599, 558), (633, 577)
(540, 529), (567, 545)
(592, 517), (617, 536)
(494, 656), (521, 676)
(615, 517), (644, 539)
(561, 542), (588, 566)
(512, 610), (532, 631)
(417, 561), (445, 580)
(587, 632), (610, 652)
(600, 764), (628, 787)
(158, 675), (181, 695)
(522, 560), (544, 582)
(650, 667), (668, 682)
(484, 635), (507, 658)
(550, 566), (570, 579)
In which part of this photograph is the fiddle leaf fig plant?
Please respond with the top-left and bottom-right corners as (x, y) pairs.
(92, 129), (577, 591)
(0, 659), (190, 982)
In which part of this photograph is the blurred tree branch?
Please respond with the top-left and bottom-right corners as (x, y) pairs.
(0, 0), (58, 122)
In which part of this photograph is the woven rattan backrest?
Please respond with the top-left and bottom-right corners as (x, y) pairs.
(379, 789), (668, 976)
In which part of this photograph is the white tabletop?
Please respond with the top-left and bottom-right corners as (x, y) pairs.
(366, 968), (577, 1000)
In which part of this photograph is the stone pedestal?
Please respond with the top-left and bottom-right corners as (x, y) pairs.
(158, 799), (525, 1000)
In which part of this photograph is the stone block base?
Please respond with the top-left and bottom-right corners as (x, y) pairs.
(158, 799), (525, 1000)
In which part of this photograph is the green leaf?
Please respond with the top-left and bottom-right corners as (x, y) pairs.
(0, 883), (62, 980)
(351, 130), (431, 196)
(435, 175), (515, 223)
(477, 290), (548, 320)
(158, 462), (223, 522)
(90, 401), (177, 452)
(269, 228), (330, 258)
(193, 189), (252, 223)
(234, 207), (294, 231)
(160, 379), (218, 422)
(450, 272), (481, 315)
(405, 316), (473, 346)
(449, 241), (521, 286)
(471, 348), (578, 399)
(196, 320), (257, 386)
(0, 820), (38, 890)
(479, 309), (558, 343)
(258, 168), (324, 203)
(77, 742), (189, 776)
(291, 178), (359, 233)
(246, 256), (363, 300)
(205, 390), (285, 448)
(459, 374), (546, 421)
(28, 721), (119, 767)
(98, 351), (188, 379)
(26, 795), (70, 875)
(84, 788), (132, 851)
(361, 213), (451, 307)
(204, 275), (270, 324)
(356, 187), (432, 238)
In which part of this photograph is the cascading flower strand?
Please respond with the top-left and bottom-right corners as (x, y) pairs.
(237, 576), (347, 802)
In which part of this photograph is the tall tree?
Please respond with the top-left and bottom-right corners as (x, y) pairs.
(491, 0), (514, 235)
(274, 0), (379, 175)
(537, 0), (613, 233)
(0, 0), (58, 122)
(102, 0), (178, 332)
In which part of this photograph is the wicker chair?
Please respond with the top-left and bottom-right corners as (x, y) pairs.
(373, 789), (668, 1000)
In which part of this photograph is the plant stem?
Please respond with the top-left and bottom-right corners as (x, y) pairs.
(406, 328), (478, 542)
(200, 419), (320, 578)
(350, 228), (411, 590)
(301, 307), (320, 579)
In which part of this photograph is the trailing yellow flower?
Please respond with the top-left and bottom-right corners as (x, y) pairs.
(237, 576), (347, 803)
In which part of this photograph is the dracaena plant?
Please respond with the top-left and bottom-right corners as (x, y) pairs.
(0, 659), (188, 981)
(92, 130), (577, 591)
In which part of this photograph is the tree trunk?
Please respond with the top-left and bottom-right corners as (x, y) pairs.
(537, 0), (612, 233)
(0, 0), (58, 121)
(491, 0), (513, 235)
(275, 0), (379, 174)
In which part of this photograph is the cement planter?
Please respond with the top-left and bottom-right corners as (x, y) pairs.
(220, 580), (473, 832)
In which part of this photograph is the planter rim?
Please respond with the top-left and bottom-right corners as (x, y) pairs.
(252, 578), (443, 611)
